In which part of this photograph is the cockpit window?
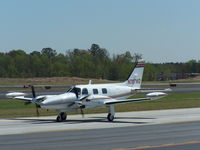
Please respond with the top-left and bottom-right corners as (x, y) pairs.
(75, 88), (81, 95)
(66, 87), (73, 93)
(67, 87), (81, 96)
(82, 88), (88, 95)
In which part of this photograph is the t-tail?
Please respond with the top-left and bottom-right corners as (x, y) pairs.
(123, 60), (145, 89)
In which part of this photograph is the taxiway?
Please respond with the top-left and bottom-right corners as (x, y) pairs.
(1, 108), (200, 135)
(1, 108), (200, 149)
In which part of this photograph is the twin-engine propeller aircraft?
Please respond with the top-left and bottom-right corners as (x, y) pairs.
(7, 61), (168, 122)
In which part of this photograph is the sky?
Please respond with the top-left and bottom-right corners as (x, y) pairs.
(0, 0), (200, 63)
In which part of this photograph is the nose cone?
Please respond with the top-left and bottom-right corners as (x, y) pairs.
(41, 93), (77, 105)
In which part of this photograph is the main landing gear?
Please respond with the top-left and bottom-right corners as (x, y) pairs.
(107, 105), (115, 122)
(56, 112), (67, 122)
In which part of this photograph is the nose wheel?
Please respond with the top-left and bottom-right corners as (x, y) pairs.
(56, 112), (67, 122)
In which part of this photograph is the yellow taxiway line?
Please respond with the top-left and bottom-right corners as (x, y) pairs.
(164, 119), (200, 124)
(114, 141), (200, 150)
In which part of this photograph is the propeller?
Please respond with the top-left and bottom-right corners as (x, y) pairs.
(35, 104), (40, 117)
(77, 95), (89, 118)
(24, 101), (32, 105)
(79, 103), (86, 118)
(68, 92), (90, 117)
(31, 85), (36, 99)
(31, 85), (40, 117)
(80, 107), (84, 118)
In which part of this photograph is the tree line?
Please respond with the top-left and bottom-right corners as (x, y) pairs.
(0, 44), (199, 81)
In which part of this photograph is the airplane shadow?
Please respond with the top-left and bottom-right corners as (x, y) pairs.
(6, 116), (155, 125)
(90, 116), (155, 120)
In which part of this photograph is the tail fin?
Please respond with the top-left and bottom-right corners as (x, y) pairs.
(123, 60), (145, 89)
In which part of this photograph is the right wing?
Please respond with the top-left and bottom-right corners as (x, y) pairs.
(103, 97), (151, 105)
(89, 91), (167, 105)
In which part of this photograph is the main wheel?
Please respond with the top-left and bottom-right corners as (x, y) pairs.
(61, 112), (67, 120)
(107, 113), (114, 122)
(56, 115), (62, 122)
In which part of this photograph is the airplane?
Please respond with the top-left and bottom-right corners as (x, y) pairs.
(6, 60), (168, 122)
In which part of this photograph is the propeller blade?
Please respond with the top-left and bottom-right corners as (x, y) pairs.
(30, 86), (40, 117)
(75, 109), (78, 114)
(79, 95), (90, 101)
(35, 104), (40, 117)
(80, 108), (84, 118)
(31, 86), (36, 98)
(24, 101), (32, 105)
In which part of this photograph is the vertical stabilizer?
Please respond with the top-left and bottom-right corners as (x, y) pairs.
(123, 60), (145, 89)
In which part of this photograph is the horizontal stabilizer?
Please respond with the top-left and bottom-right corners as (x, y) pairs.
(138, 88), (172, 93)
(146, 92), (167, 100)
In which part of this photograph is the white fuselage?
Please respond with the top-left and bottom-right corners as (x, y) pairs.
(39, 83), (137, 111)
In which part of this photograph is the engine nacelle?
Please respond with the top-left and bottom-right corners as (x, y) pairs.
(41, 93), (77, 109)
(146, 92), (167, 100)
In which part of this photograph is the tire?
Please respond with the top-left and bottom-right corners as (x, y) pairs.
(61, 112), (67, 120)
(107, 113), (114, 122)
(56, 115), (62, 122)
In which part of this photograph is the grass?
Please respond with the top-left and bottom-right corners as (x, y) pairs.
(117, 93), (200, 111)
(0, 77), (117, 86)
(1, 92), (200, 118)
(0, 76), (200, 86)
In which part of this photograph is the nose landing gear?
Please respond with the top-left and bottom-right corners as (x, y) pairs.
(56, 112), (67, 122)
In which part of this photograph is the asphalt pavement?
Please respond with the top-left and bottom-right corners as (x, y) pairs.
(1, 108), (200, 150)
(0, 120), (200, 150)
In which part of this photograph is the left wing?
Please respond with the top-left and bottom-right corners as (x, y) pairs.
(103, 97), (151, 105)
(14, 96), (33, 101)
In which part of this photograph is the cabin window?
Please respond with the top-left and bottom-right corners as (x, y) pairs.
(82, 88), (88, 95)
(102, 88), (107, 94)
(93, 89), (98, 94)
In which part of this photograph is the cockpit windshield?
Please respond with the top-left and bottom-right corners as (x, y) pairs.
(66, 86), (81, 97)
(66, 87), (73, 93)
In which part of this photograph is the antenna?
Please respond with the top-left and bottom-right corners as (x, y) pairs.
(89, 80), (92, 85)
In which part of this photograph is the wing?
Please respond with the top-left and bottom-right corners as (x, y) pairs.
(103, 97), (151, 105)
(14, 96), (33, 101)
(14, 95), (48, 103)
